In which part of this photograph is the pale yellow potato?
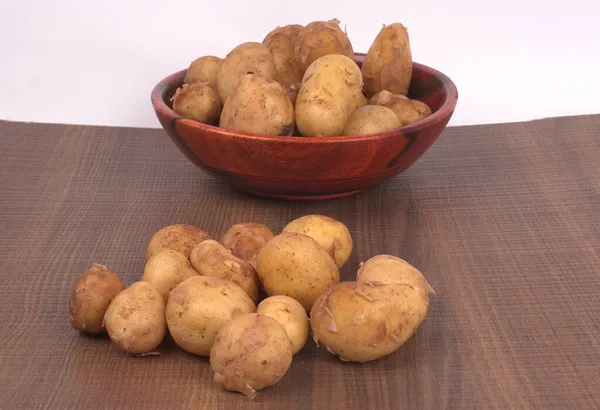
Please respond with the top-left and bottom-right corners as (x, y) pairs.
(257, 295), (309, 354)
(104, 281), (166, 354)
(356, 254), (435, 293)
(294, 18), (354, 72)
(220, 74), (295, 136)
(263, 24), (304, 87)
(171, 82), (221, 125)
(342, 105), (401, 135)
(166, 276), (255, 356)
(69, 264), (125, 334)
(221, 222), (274, 269)
(362, 23), (413, 97)
(357, 91), (368, 108)
(190, 239), (260, 302)
(141, 249), (198, 304)
(146, 224), (211, 261)
(210, 313), (293, 398)
(184, 56), (223, 88)
(255, 232), (340, 311)
(370, 90), (432, 126)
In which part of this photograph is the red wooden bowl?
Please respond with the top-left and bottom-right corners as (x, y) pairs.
(151, 53), (458, 200)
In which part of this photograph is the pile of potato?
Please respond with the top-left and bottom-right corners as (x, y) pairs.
(69, 215), (434, 398)
(170, 19), (432, 137)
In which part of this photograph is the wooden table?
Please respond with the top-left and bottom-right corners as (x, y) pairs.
(1, 116), (599, 409)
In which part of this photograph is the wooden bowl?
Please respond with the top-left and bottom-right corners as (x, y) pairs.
(151, 53), (458, 200)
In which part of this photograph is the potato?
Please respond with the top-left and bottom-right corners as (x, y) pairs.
(370, 90), (432, 126)
(210, 313), (293, 398)
(357, 254), (435, 293)
(104, 281), (166, 354)
(342, 105), (401, 135)
(282, 215), (353, 268)
(284, 82), (300, 105)
(166, 276), (255, 356)
(255, 232), (340, 311)
(358, 92), (368, 108)
(69, 264), (125, 334)
(257, 296), (309, 354)
(190, 239), (260, 302)
(146, 224), (211, 261)
(141, 249), (198, 304)
(216, 42), (277, 104)
(220, 74), (295, 136)
(263, 25), (304, 87)
(295, 54), (363, 137)
(362, 23), (413, 97)
(184, 56), (223, 88)
(294, 18), (354, 72)
(221, 222), (274, 268)
(310, 281), (429, 362)
(368, 89), (407, 105)
(171, 82), (221, 125)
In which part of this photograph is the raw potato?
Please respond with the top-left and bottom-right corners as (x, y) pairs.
(171, 82), (221, 125)
(282, 215), (353, 268)
(70, 264), (125, 334)
(255, 232), (340, 311)
(370, 90), (432, 126)
(220, 74), (295, 136)
(357, 92), (368, 108)
(362, 23), (413, 97)
(263, 25), (304, 87)
(184, 56), (223, 88)
(294, 18), (354, 72)
(221, 222), (274, 269)
(310, 281), (430, 363)
(104, 281), (166, 354)
(342, 105), (401, 135)
(141, 249), (198, 304)
(284, 82), (300, 105)
(357, 254), (435, 293)
(216, 42), (277, 104)
(146, 224), (211, 261)
(295, 54), (363, 137)
(190, 240), (260, 302)
(166, 276), (256, 356)
(257, 296), (309, 354)
(210, 313), (293, 398)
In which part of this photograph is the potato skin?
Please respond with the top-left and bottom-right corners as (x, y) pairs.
(210, 313), (293, 398)
(220, 74), (295, 136)
(141, 249), (198, 304)
(342, 105), (401, 135)
(216, 42), (277, 104)
(69, 264), (125, 334)
(257, 295), (309, 354)
(362, 23), (413, 97)
(221, 222), (274, 269)
(190, 239), (260, 302)
(294, 18), (354, 72)
(184, 56), (223, 88)
(357, 254), (434, 293)
(171, 82), (221, 125)
(104, 281), (166, 354)
(146, 224), (211, 261)
(166, 276), (256, 356)
(255, 232), (340, 311)
(263, 25), (304, 87)
(310, 281), (429, 362)
(370, 90), (432, 126)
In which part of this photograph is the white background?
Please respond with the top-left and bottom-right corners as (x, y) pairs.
(1, 0), (599, 128)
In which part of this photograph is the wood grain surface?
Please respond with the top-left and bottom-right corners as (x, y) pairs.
(0, 116), (599, 409)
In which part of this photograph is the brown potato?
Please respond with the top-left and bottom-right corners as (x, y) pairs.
(184, 56), (223, 88)
(171, 82), (221, 125)
(294, 18), (354, 72)
(356, 254), (435, 293)
(283, 82), (300, 105)
(257, 295), (309, 354)
(370, 90), (432, 126)
(146, 224), (211, 261)
(141, 249), (198, 304)
(263, 25), (304, 87)
(362, 23), (413, 97)
(69, 264), (125, 334)
(342, 105), (401, 135)
(221, 222), (274, 269)
(190, 239), (260, 302)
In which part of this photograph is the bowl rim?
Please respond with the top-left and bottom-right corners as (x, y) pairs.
(151, 53), (458, 143)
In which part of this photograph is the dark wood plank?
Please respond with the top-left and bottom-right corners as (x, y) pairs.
(0, 116), (599, 409)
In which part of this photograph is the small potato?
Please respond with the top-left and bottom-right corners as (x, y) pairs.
(216, 42), (277, 104)
(357, 254), (434, 293)
(166, 276), (256, 356)
(310, 281), (429, 363)
(190, 240), (260, 302)
(342, 105), (401, 135)
(171, 82), (221, 125)
(219, 74), (295, 136)
(255, 232), (340, 311)
(210, 313), (293, 398)
(283, 82), (300, 105)
(141, 249), (198, 304)
(257, 296), (309, 355)
(221, 223), (274, 268)
(104, 281), (166, 354)
(282, 215), (353, 268)
(70, 264), (125, 334)
(263, 25), (304, 87)
(357, 91), (368, 108)
(370, 90), (432, 126)
(362, 23), (413, 97)
(184, 56), (223, 88)
(146, 224), (211, 261)
(294, 18), (354, 72)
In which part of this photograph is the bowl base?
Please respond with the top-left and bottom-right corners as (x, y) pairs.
(236, 187), (367, 201)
